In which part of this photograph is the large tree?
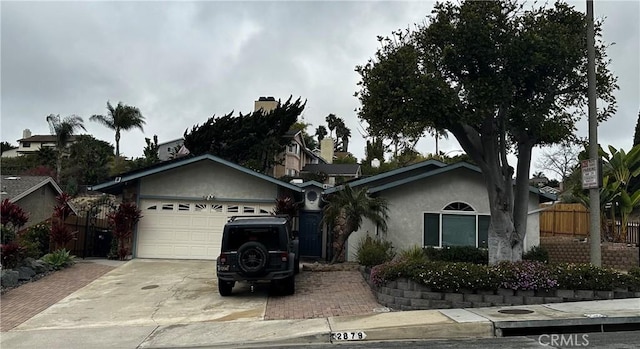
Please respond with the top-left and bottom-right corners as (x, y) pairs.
(183, 96), (305, 173)
(49, 114), (86, 183)
(356, 1), (617, 263)
(65, 135), (114, 186)
(537, 143), (581, 184)
(90, 101), (145, 157)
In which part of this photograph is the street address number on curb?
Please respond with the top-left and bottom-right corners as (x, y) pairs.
(332, 331), (367, 341)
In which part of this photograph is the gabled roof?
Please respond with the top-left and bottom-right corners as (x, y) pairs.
(324, 159), (446, 194)
(157, 138), (184, 147)
(324, 160), (556, 202)
(18, 135), (77, 143)
(301, 163), (361, 176)
(363, 161), (556, 202)
(293, 180), (324, 189)
(90, 153), (304, 194)
(1, 175), (64, 202)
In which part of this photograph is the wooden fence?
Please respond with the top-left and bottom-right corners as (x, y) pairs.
(539, 202), (639, 245)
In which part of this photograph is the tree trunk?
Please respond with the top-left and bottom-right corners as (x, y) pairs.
(449, 120), (522, 264)
(512, 141), (534, 257)
(56, 154), (62, 183)
(115, 129), (121, 158)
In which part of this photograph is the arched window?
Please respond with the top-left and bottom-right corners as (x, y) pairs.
(424, 202), (489, 249)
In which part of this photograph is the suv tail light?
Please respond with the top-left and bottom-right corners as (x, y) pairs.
(218, 253), (229, 264)
(280, 252), (288, 262)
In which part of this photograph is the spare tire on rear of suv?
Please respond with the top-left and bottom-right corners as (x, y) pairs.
(237, 241), (268, 275)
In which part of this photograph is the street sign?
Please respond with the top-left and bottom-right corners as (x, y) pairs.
(581, 159), (600, 189)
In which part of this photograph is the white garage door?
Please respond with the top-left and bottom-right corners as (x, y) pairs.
(136, 200), (274, 260)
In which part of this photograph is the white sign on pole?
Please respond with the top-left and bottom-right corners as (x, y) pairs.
(581, 159), (600, 189)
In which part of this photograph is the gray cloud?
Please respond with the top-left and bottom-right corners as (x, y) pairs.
(2, 1), (637, 180)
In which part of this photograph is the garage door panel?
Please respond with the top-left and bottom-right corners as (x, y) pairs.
(136, 200), (273, 260)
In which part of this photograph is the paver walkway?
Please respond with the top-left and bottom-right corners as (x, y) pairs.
(264, 270), (382, 320)
(0, 261), (115, 332)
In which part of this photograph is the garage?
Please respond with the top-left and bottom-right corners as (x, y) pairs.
(136, 200), (274, 260)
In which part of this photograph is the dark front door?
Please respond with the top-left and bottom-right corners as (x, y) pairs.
(299, 211), (322, 258)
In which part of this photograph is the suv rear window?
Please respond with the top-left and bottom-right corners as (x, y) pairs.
(226, 227), (281, 250)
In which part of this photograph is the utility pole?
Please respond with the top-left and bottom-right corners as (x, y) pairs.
(586, 0), (601, 266)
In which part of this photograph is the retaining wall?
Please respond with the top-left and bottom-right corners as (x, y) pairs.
(361, 269), (640, 311)
(540, 237), (639, 271)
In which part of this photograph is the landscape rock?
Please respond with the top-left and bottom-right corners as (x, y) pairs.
(16, 266), (36, 281)
(1, 270), (20, 287)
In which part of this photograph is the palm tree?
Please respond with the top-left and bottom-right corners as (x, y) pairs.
(49, 114), (86, 182)
(90, 101), (145, 157)
(323, 185), (389, 263)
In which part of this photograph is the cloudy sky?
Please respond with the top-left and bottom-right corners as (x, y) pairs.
(2, 1), (638, 179)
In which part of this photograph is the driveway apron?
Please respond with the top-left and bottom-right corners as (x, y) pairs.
(13, 259), (268, 331)
(0, 261), (116, 332)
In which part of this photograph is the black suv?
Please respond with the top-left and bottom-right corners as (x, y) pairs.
(216, 215), (299, 296)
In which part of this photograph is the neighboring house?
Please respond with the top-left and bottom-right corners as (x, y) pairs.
(271, 130), (325, 178)
(0, 175), (64, 231)
(8, 129), (77, 157)
(90, 153), (305, 260)
(300, 163), (361, 186)
(324, 160), (556, 262)
(157, 138), (185, 161)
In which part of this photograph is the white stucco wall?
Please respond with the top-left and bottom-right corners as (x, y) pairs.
(139, 160), (279, 201)
(347, 168), (543, 261)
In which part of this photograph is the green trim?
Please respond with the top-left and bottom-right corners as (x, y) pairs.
(324, 159), (446, 194)
(368, 162), (557, 202)
(91, 154), (303, 193)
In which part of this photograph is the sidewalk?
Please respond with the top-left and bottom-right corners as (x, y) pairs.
(2, 298), (638, 348)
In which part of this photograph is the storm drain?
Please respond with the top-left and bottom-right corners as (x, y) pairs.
(498, 309), (534, 315)
(141, 285), (159, 290)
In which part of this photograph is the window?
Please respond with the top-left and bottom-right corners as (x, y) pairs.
(212, 204), (223, 212)
(23, 142), (31, 148)
(178, 204), (190, 211)
(286, 169), (297, 176)
(195, 204), (207, 212)
(243, 206), (255, 213)
(162, 203), (174, 211)
(423, 202), (489, 248)
(287, 143), (299, 155)
(227, 205), (239, 213)
(146, 205), (157, 211)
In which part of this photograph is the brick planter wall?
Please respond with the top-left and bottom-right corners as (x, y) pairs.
(361, 269), (640, 311)
(541, 237), (639, 271)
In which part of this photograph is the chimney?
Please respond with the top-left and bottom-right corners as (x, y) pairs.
(320, 138), (334, 164)
(254, 96), (278, 113)
(22, 129), (32, 139)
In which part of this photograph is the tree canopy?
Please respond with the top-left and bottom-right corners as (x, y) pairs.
(90, 101), (145, 157)
(356, 0), (617, 263)
(183, 96), (306, 173)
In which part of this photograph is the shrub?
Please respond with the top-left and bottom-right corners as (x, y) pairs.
(50, 193), (77, 249)
(494, 260), (558, 291)
(629, 266), (640, 279)
(398, 245), (428, 264)
(1, 242), (26, 269)
(19, 223), (51, 258)
(108, 202), (142, 260)
(1, 199), (29, 244)
(42, 249), (76, 270)
(523, 246), (549, 263)
(356, 235), (395, 267)
(418, 262), (500, 292)
(551, 263), (628, 291)
(424, 246), (488, 265)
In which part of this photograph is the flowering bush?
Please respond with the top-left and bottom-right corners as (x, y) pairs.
(551, 263), (633, 291)
(368, 257), (640, 293)
(108, 202), (142, 260)
(495, 260), (558, 291)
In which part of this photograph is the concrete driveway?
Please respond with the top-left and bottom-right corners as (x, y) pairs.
(15, 259), (268, 331)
